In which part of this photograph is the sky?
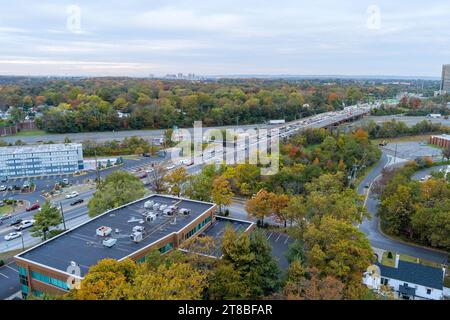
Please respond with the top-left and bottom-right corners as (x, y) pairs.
(0, 0), (449, 77)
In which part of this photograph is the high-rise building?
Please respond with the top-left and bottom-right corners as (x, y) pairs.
(441, 64), (450, 92)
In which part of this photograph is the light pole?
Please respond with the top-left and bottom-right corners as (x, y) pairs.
(20, 233), (25, 251)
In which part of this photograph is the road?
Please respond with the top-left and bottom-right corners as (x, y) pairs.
(0, 103), (374, 299)
(357, 153), (448, 264)
(352, 115), (450, 128)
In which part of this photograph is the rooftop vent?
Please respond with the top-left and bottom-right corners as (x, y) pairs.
(144, 200), (154, 209)
(96, 226), (112, 237)
(103, 238), (117, 248)
(131, 231), (143, 243)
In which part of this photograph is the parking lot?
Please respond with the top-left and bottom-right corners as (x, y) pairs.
(263, 230), (294, 271)
(0, 262), (19, 299)
(382, 141), (444, 162)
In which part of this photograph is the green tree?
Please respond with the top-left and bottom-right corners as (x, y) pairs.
(221, 227), (280, 298)
(211, 175), (234, 213)
(88, 171), (145, 217)
(30, 201), (63, 240)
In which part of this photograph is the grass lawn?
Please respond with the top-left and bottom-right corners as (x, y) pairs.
(0, 204), (13, 216)
(0, 248), (24, 263)
(371, 134), (431, 145)
(381, 251), (441, 268)
(13, 129), (47, 137)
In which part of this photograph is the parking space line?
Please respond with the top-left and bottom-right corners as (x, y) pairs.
(284, 236), (289, 245)
(266, 232), (273, 241)
(0, 272), (8, 279)
(275, 233), (281, 242)
(5, 265), (18, 273)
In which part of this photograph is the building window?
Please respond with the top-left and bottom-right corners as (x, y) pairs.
(185, 216), (212, 240)
(427, 289), (432, 295)
(159, 242), (174, 254)
(381, 278), (389, 285)
(31, 271), (69, 291)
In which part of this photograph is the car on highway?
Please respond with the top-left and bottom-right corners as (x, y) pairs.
(4, 231), (22, 241)
(26, 203), (40, 212)
(65, 191), (79, 199)
(0, 213), (12, 220)
(9, 219), (22, 226)
(0, 185), (7, 191)
(15, 219), (35, 231)
(70, 199), (84, 206)
(166, 164), (176, 170)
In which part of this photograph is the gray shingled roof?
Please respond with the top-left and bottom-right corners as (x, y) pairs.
(378, 261), (444, 290)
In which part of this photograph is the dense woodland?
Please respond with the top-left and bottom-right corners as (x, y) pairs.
(0, 77), (437, 133)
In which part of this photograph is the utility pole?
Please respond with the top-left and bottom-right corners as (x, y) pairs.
(60, 202), (67, 231)
(94, 150), (100, 186)
(20, 233), (25, 251)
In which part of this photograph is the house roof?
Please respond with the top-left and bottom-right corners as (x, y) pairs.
(378, 261), (444, 290)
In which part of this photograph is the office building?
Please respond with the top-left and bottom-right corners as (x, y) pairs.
(0, 143), (84, 179)
(14, 194), (254, 298)
(441, 64), (450, 93)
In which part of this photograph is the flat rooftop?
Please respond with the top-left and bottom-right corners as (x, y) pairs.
(0, 143), (82, 155)
(17, 194), (215, 276)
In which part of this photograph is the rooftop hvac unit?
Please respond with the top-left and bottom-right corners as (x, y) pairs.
(131, 231), (143, 243)
(145, 213), (157, 222)
(159, 204), (168, 211)
(164, 208), (175, 216)
(132, 226), (145, 233)
(179, 208), (191, 215)
(144, 200), (154, 209)
(96, 226), (112, 237)
(152, 203), (160, 210)
(103, 238), (117, 248)
(170, 217), (177, 225)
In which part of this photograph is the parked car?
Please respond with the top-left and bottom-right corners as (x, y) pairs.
(70, 199), (84, 206)
(15, 219), (35, 231)
(0, 185), (7, 191)
(7, 185), (14, 191)
(4, 232), (22, 241)
(9, 219), (23, 226)
(65, 191), (79, 199)
(138, 172), (148, 179)
(26, 203), (40, 212)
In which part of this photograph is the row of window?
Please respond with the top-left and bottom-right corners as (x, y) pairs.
(381, 278), (434, 295)
(185, 216), (212, 240)
(31, 271), (70, 291)
(136, 242), (175, 264)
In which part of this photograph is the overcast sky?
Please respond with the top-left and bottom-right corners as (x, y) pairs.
(0, 0), (449, 77)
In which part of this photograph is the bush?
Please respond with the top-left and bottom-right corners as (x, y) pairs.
(0, 260), (4, 267)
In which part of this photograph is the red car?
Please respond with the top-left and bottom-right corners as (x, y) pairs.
(26, 203), (40, 212)
(138, 172), (148, 179)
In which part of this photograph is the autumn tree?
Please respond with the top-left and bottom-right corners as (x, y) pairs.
(304, 216), (374, 284)
(245, 189), (273, 225)
(147, 164), (167, 193)
(164, 167), (188, 197)
(211, 175), (234, 214)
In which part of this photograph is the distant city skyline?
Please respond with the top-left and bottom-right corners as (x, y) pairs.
(0, 1), (449, 77)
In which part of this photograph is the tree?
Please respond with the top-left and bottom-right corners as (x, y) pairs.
(68, 259), (137, 300)
(164, 128), (174, 147)
(269, 193), (289, 227)
(303, 216), (374, 283)
(211, 175), (234, 213)
(88, 171), (146, 217)
(245, 189), (272, 225)
(284, 266), (345, 300)
(147, 164), (167, 193)
(129, 262), (207, 300)
(164, 167), (188, 197)
(30, 201), (63, 240)
(207, 261), (250, 300)
(221, 227), (280, 298)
